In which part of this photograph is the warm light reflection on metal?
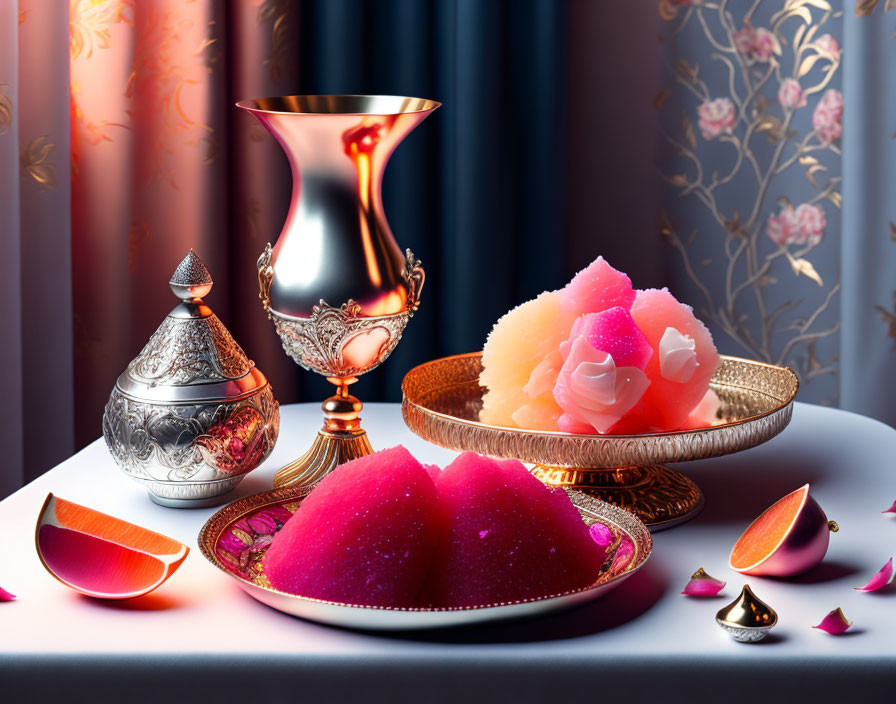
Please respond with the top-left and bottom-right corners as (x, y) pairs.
(238, 96), (437, 489)
(236, 95), (439, 318)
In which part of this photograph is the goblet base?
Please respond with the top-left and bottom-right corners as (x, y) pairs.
(272, 380), (374, 488)
(273, 428), (373, 488)
(531, 464), (704, 532)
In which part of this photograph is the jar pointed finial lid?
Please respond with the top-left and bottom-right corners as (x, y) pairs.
(118, 249), (255, 397)
(170, 249), (213, 301)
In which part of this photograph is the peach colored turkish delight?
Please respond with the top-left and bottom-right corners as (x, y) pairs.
(479, 291), (571, 430)
(478, 257), (720, 434)
(479, 257), (636, 430)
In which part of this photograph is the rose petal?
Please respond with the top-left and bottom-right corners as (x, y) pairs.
(855, 557), (895, 592)
(0, 585), (16, 601)
(883, 500), (896, 514)
(813, 607), (852, 635)
(681, 567), (726, 596)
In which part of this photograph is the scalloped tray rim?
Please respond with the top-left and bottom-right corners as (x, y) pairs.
(401, 352), (799, 439)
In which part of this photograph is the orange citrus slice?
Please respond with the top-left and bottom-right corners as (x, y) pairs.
(35, 494), (189, 599)
(729, 484), (836, 577)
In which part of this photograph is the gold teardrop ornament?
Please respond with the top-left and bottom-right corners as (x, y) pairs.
(715, 585), (778, 642)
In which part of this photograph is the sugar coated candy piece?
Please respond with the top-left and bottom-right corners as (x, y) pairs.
(628, 288), (719, 431)
(478, 256), (719, 434)
(424, 453), (607, 607)
(562, 256), (637, 317)
(262, 446), (441, 607)
(479, 290), (572, 429)
(561, 307), (653, 370)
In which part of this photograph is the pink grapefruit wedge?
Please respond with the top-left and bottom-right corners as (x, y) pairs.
(36, 494), (189, 599)
(729, 484), (837, 578)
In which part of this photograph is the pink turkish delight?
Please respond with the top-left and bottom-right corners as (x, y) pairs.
(262, 446), (441, 607)
(554, 307), (654, 434)
(563, 256), (636, 317)
(628, 288), (720, 432)
(423, 452), (607, 607)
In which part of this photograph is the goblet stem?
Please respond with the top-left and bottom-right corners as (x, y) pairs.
(272, 377), (374, 488)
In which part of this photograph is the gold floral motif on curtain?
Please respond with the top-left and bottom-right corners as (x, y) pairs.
(0, 84), (11, 135)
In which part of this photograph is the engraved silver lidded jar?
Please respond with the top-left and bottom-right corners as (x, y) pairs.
(103, 250), (280, 508)
(236, 95), (438, 489)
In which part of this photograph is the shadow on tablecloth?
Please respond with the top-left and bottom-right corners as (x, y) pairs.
(677, 439), (834, 526)
(364, 560), (668, 644)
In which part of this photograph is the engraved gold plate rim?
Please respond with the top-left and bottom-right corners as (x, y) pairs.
(400, 353), (799, 469)
(198, 484), (652, 630)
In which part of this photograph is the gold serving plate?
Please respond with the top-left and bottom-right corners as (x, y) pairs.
(198, 485), (651, 630)
(402, 353), (799, 530)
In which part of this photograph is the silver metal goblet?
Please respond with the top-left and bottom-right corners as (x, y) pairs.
(237, 95), (438, 488)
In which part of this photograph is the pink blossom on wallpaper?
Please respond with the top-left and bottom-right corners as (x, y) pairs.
(813, 89), (843, 143)
(698, 98), (736, 140)
(795, 204), (826, 246)
(733, 25), (781, 65)
(766, 205), (801, 246)
(778, 78), (806, 111)
(766, 203), (826, 247)
(813, 34), (841, 57)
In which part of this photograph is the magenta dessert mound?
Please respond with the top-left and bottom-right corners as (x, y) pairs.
(262, 447), (611, 609)
(479, 256), (722, 434)
(262, 445), (441, 607)
(424, 452), (608, 608)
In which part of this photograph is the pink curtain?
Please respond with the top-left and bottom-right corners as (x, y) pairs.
(1, 0), (303, 493)
(0, 0), (73, 496)
(70, 0), (303, 450)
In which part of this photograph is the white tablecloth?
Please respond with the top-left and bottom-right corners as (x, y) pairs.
(2, 402), (895, 703)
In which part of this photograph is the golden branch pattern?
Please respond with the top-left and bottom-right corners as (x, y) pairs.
(658, 0), (843, 400)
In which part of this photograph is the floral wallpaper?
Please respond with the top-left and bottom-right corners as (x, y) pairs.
(658, 0), (843, 403)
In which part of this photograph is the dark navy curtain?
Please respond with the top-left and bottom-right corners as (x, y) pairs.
(289, 0), (569, 403)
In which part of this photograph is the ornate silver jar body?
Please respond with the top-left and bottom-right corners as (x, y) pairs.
(237, 95), (437, 489)
(103, 251), (280, 507)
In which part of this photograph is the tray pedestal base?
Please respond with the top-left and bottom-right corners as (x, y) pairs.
(531, 464), (704, 532)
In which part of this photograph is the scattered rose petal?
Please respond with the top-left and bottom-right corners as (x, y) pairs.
(813, 607), (852, 635)
(855, 558), (894, 592)
(883, 500), (896, 514)
(681, 567), (726, 596)
(0, 586), (16, 601)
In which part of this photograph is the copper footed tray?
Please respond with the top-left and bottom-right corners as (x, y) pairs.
(198, 484), (651, 630)
(402, 353), (799, 531)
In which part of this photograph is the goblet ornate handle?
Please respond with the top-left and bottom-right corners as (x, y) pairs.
(404, 248), (425, 312)
(257, 243), (274, 316)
